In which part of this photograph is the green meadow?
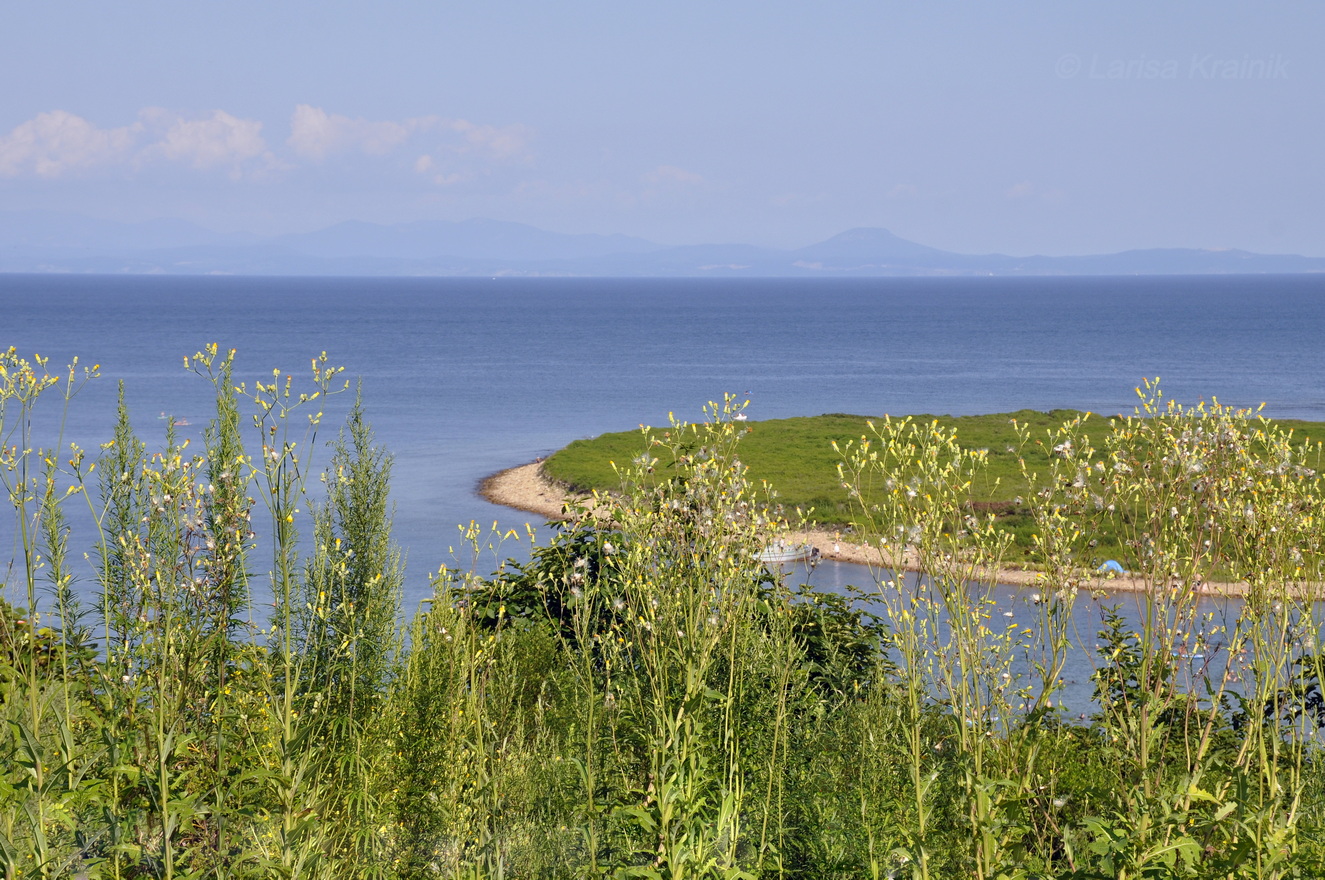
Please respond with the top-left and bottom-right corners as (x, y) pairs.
(546, 409), (1098, 519)
(546, 407), (1325, 568)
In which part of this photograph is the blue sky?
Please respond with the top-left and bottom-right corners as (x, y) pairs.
(2, 2), (1320, 255)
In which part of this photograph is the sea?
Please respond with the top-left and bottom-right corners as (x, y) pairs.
(4, 273), (1324, 708)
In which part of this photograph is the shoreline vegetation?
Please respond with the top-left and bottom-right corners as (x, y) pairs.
(479, 460), (988, 572)
(484, 400), (1325, 593)
(481, 460), (1249, 595)
(8, 350), (1325, 877)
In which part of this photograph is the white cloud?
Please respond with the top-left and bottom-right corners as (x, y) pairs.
(0, 105), (527, 185)
(288, 104), (414, 160)
(0, 110), (141, 178)
(145, 110), (270, 176)
(401, 118), (531, 188)
(287, 105), (529, 167)
(411, 154), (466, 186)
(0, 108), (271, 180)
(443, 119), (529, 160)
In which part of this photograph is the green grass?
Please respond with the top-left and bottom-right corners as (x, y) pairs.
(546, 409), (1325, 565)
(546, 409), (1080, 522)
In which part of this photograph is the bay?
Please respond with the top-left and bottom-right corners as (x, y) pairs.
(3, 272), (1325, 617)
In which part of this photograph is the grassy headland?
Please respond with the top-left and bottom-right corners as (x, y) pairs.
(545, 408), (1325, 567)
(546, 409), (1094, 521)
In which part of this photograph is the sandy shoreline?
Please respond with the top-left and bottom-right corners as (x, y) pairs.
(480, 461), (1257, 597)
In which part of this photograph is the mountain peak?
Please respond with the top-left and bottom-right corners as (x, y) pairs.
(795, 227), (949, 262)
(1, 211), (1321, 276)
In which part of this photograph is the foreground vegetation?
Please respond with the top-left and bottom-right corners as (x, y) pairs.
(3, 348), (1325, 878)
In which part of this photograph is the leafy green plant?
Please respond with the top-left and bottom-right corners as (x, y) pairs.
(5, 349), (1325, 880)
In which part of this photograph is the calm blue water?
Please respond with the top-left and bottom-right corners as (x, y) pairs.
(5, 273), (1324, 710)
(3, 273), (1325, 621)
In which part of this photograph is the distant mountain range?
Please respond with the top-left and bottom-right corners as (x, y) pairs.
(2, 210), (1322, 277)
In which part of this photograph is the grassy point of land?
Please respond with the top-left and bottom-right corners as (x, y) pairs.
(543, 408), (1325, 570)
(545, 410), (1084, 523)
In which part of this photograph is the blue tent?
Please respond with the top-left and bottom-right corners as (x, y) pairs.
(1098, 559), (1126, 574)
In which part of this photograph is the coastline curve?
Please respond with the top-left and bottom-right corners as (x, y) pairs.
(477, 460), (1266, 597)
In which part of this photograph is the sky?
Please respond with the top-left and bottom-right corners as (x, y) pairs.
(1, 2), (1321, 255)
